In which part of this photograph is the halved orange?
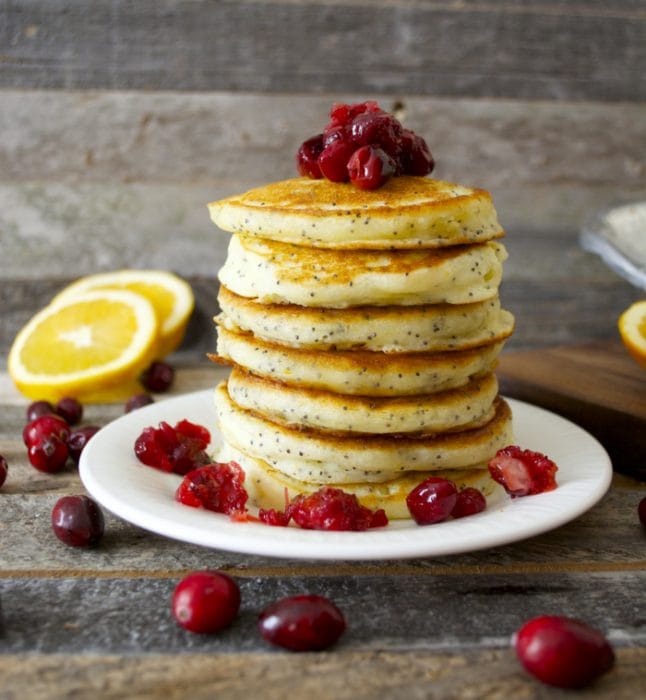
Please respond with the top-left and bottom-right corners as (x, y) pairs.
(618, 300), (646, 370)
(8, 289), (159, 401)
(51, 270), (194, 357)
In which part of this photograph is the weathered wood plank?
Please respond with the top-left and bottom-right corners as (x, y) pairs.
(2, 648), (644, 700)
(2, 1), (646, 101)
(1, 571), (644, 654)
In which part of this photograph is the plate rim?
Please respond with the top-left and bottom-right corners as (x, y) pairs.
(80, 390), (613, 561)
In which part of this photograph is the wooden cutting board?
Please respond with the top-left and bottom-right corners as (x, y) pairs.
(498, 341), (646, 479)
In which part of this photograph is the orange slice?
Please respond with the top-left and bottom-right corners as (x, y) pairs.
(8, 290), (159, 402)
(618, 300), (646, 369)
(51, 270), (194, 357)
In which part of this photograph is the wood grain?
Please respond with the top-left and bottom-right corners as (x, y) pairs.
(2, 1), (646, 101)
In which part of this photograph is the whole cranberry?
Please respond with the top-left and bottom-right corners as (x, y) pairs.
(0, 455), (7, 488)
(26, 400), (55, 422)
(23, 414), (70, 447)
(347, 145), (396, 190)
(350, 111), (403, 157)
(125, 393), (155, 413)
(28, 436), (69, 473)
(399, 129), (435, 176)
(514, 615), (615, 688)
(51, 495), (105, 547)
(317, 139), (356, 182)
(451, 487), (486, 519)
(296, 134), (324, 179)
(406, 477), (458, 525)
(67, 426), (100, 464)
(55, 397), (83, 426)
(172, 571), (240, 634)
(638, 496), (646, 527)
(258, 594), (346, 652)
(141, 361), (175, 393)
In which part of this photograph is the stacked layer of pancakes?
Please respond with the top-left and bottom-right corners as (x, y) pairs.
(208, 176), (515, 519)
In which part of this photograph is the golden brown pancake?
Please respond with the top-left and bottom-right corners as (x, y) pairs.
(208, 176), (503, 249)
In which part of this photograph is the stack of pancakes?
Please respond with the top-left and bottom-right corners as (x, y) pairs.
(208, 176), (515, 519)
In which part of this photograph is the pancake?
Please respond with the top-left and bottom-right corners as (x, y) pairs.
(217, 286), (515, 353)
(214, 381), (514, 483)
(212, 326), (506, 396)
(218, 235), (507, 308)
(227, 366), (499, 435)
(216, 440), (502, 520)
(208, 176), (503, 250)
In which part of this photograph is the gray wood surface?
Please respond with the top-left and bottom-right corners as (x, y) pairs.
(2, 1), (646, 101)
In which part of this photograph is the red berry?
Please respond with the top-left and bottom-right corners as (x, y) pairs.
(258, 508), (291, 527)
(399, 129), (435, 176)
(638, 496), (646, 527)
(23, 414), (70, 447)
(28, 436), (69, 473)
(67, 426), (100, 464)
(175, 462), (248, 515)
(488, 445), (558, 497)
(406, 477), (458, 525)
(347, 145), (396, 190)
(350, 111), (403, 157)
(55, 397), (83, 425)
(287, 487), (388, 531)
(515, 615), (615, 688)
(329, 101), (382, 128)
(258, 594), (346, 651)
(134, 419), (211, 475)
(451, 487), (486, 519)
(172, 570), (240, 634)
(125, 393), (154, 413)
(26, 400), (55, 422)
(51, 495), (105, 547)
(0, 455), (7, 488)
(317, 139), (356, 182)
(296, 134), (324, 178)
(140, 361), (175, 393)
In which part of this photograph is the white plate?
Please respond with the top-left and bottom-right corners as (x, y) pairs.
(80, 391), (612, 560)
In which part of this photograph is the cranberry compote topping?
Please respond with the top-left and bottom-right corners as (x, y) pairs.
(28, 436), (69, 473)
(348, 146), (396, 190)
(172, 570), (240, 634)
(141, 360), (175, 393)
(488, 445), (558, 497)
(258, 594), (346, 652)
(287, 487), (388, 531)
(258, 508), (290, 527)
(67, 426), (100, 465)
(23, 414), (70, 447)
(0, 456), (7, 488)
(514, 615), (614, 689)
(329, 100), (381, 127)
(400, 129), (434, 176)
(134, 419), (211, 475)
(451, 487), (486, 519)
(55, 397), (83, 426)
(26, 400), (55, 422)
(639, 496), (646, 527)
(296, 134), (324, 178)
(51, 495), (105, 547)
(125, 393), (154, 413)
(317, 140), (356, 182)
(406, 477), (457, 525)
(350, 112), (403, 157)
(175, 462), (248, 515)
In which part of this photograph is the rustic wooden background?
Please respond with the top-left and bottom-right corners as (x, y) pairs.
(1, 2), (646, 698)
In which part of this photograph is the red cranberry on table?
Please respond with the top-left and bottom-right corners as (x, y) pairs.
(54, 397), (83, 425)
(51, 494), (105, 547)
(28, 436), (69, 473)
(0, 455), (7, 488)
(172, 570), (240, 634)
(514, 615), (615, 689)
(23, 414), (70, 447)
(67, 426), (101, 465)
(638, 496), (646, 527)
(406, 477), (458, 525)
(125, 393), (155, 413)
(26, 400), (55, 422)
(488, 445), (558, 497)
(450, 487), (486, 519)
(140, 361), (175, 393)
(258, 594), (346, 652)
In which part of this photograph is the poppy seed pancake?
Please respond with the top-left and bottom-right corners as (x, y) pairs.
(208, 176), (503, 250)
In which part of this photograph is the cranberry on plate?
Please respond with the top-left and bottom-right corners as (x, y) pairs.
(488, 445), (558, 497)
(406, 477), (458, 525)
